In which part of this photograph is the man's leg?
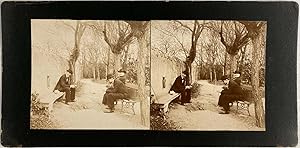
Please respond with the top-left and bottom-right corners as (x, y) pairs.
(223, 94), (238, 114)
(105, 93), (125, 112)
(61, 88), (71, 104)
(185, 89), (192, 103)
(180, 91), (186, 105)
(102, 93), (108, 105)
(218, 94), (230, 114)
(70, 88), (76, 101)
(218, 94), (224, 107)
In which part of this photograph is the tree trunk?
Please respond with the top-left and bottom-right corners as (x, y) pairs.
(222, 66), (225, 76)
(189, 64), (193, 83)
(229, 54), (237, 79)
(251, 32), (265, 128)
(68, 61), (76, 84)
(209, 67), (213, 82)
(136, 32), (150, 127)
(122, 45), (130, 71)
(225, 54), (228, 76)
(97, 64), (101, 80)
(92, 64), (96, 79)
(113, 53), (121, 74)
(239, 46), (247, 80)
(106, 48), (110, 77)
(198, 65), (201, 80)
(224, 52), (230, 76)
(213, 67), (217, 84)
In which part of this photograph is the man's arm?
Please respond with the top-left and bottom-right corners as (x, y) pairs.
(170, 77), (185, 93)
(169, 77), (179, 92)
(106, 80), (120, 93)
(60, 76), (70, 88)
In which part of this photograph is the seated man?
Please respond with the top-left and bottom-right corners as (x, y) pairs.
(102, 72), (129, 113)
(169, 70), (192, 105)
(218, 72), (244, 114)
(53, 69), (76, 105)
(117, 68), (127, 84)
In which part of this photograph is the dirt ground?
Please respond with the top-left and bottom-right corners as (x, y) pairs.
(166, 80), (265, 131)
(49, 79), (147, 129)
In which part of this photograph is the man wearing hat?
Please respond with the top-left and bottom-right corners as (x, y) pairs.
(53, 69), (76, 105)
(218, 71), (244, 114)
(233, 70), (242, 86)
(169, 70), (192, 105)
(102, 72), (129, 113)
(117, 68), (127, 84)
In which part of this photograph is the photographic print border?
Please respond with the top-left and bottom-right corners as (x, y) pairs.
(1, 1), (298, 146)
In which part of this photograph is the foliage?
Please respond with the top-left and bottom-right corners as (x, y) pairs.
(30, 114), (59, 129)
(125, 61), (150, 86)
(150, 104), (179, 130)
(126, 62), (138, 83)
(75, 81), (83, 93)
(30, 92), (58, 129)
(31, 92), (45, 116)
(191, 82), (202, 98)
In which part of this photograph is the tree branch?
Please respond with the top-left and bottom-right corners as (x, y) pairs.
(62, 21), (76, 32)
(174, 20), (193, 32)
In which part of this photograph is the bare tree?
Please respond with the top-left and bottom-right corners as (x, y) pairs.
(174, 20), (208, 84)
(102, 21), (134, 74)
(62, 21), (87, 83)
(240, 21), (266, 128)
(218, 21), (250, 79)
(126, 21), (150, 127)
(203, 40), (219, 83)
(237, 44), (249, 80)
(121, 44), (131, 71)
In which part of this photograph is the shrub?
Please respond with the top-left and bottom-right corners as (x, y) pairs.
(150, 104), (179, 130)
(191, 82), (201, 98)
(31, 92), (45, 116)
(75, 81), (83, 93)
(30, 92), (59, 129)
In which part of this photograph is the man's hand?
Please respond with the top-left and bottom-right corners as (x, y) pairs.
(54, 90), (60, 94)
(185, 86), (192, 89)
(222, 86), (228, 90)
(169, 91), (175, 95)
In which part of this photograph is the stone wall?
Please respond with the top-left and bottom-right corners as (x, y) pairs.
(31, 50), (83, 96)
(151, 55), (184, 97)
(31, 50), (69, 95)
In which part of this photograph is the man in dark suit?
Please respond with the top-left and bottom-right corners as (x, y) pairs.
(102, 72), (129, 113)
(53, 69), (76, 105)
(218, 71), (244, 114)
(169, 70), (192, 105)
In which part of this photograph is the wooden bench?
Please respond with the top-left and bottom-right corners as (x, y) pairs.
(229, 100), (251, 116)
(120, 84), (139, 115)
(154, 93), (181, 114)
(121, 99), (137, 115)
(39, 91), (64, 117)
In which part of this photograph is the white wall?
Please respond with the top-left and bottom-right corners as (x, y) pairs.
(151, 55), (184, 97)
(31, 50), (69, 95)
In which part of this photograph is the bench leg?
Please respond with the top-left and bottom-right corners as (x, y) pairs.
(121, 100), (124, 113)
(247, 104), (251, 116)
(163, 104), (169, 113)
(236, 102), (239, 114)
(131, 102), (135, 115)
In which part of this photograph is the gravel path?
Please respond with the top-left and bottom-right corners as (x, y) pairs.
(167, 80), (265, 131)
(51, 79), (147, 129)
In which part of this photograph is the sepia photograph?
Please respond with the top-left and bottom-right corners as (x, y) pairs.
(30, 20), (150, 129)
(150, 20), (266, 131)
